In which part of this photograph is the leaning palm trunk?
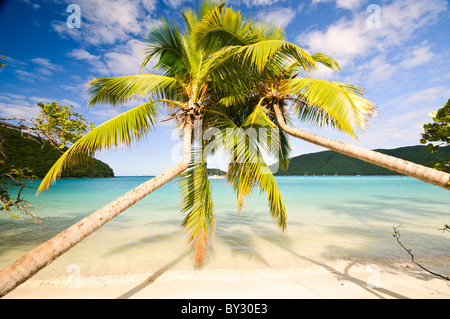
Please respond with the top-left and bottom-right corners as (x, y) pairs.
(0, 124), (193, 298)
(273, 103), (450, 190)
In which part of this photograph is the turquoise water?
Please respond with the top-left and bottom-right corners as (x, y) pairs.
(0, 176), (449, 279)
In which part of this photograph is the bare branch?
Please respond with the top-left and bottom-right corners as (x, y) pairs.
(0, 118), (62, 152)
(438, 224), (450, 233)
(393, 225), (449, 281)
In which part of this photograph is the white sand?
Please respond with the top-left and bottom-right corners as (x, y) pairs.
(3, 259), (449, 299)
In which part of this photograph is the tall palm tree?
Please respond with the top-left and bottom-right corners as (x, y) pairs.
(3, 0), (448, 298)
(0, 1), (287, 297)
(194, 5), (450, 190)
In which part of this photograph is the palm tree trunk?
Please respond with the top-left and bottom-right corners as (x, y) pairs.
(273, 103), (450, 190)
(0, 124), (193, 298)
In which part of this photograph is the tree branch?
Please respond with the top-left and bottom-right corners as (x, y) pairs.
(438, 224), (450, 233)
(393, 225), (449, 281)
(0, 118), (62, 151)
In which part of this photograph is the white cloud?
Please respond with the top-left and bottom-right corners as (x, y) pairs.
(53, 1), (161, 80)
(298, 0), (447, 67)
(350, 54), (396, 87)
(261, 7), (297, 29)
(242, 0), (283, 7)
(387, 86), (450, 109)
(3, 56), (28, 69)
(52, 0), (159, 46)
(0, 94), (84, 119)
(163, 0), (192, 9)
(103, 39), (153, 76)
(399, 42), (434, 69)
(0, 93), (41, 119)
(335, 0), (364, 10)
(67, 49), (98, 61)
(308, 62), (339, 80)
(298, 17), (370, 66)
(311, 0), (365, 11)
(22, 0), (40, 10)
(61, 99), (83, 109)
(30, 57), (62, 72)
(356, 86), (450, 147)
(11, 57), (63, 83)
(14, 70), (37, 83)
(67, 39), (157, 77)
(87, 108), (122, 122)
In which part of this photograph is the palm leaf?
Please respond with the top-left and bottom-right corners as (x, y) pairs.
(178, 152), (215, 266)
(226, 158), (287, 232)
(281, 78), (377, 137)
(311, 53), (341, 71)
(193, 5), (261, 51)
(37, 102), (159, 193)
(87, 74), (180, 107)
(236, 40), (318, 74)
(140, 18), (188, 75)
(213, 105), (287, 230)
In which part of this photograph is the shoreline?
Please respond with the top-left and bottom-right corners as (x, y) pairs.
(3, 257), (449, 299)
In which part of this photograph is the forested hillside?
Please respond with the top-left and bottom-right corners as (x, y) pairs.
(272, 145), (450, 176)
(0, 127), (114, 178)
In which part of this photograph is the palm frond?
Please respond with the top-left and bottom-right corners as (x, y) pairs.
(213, 105), (287, 230)
(37, 102), (159, 193)
(237, 40), (318, 74)
(178, 152), (215, 266)
(87, 74), (180, 107)
(311, 53), (341, 71)
(140, 18), (188, 74)
(227, 158), (287, 231)
(281, 78), (377, 137)
(193, 5), (260, 51)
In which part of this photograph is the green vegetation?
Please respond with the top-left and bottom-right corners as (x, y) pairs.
(34, 1), (429, 268)
(0, 126), (114, 178)
(33, 102), (95, 150)
(206, 168), (226, 176)
(0, 55), (6, 68)
(0, 165), (39, 224)
(420, 98), (450, 173)
(1, 102), (111, 224)
(0, 102), (95, 150)
(272, 145), (450, 176)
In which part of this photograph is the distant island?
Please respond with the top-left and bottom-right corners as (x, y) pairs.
(0, 127), (114, 178)
(206, 168), (226, 177)
(271, 145), (450, 176)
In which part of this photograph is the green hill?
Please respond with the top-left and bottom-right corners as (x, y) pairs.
(0, 127), (114, 178)
(206, 168), (226, 176)
(272, 145), (450, 176)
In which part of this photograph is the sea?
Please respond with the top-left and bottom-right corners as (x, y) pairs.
(0, 175), (449, 284)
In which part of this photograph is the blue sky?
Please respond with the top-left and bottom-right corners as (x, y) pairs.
(1, 0), (450, 176)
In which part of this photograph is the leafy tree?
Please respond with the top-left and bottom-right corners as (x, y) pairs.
(0, 165), (40, 225)
(0, 102), (94, 151)
(0, 102), (95, 223)
(0, 55), (6, 68)
(36, 2), (288, 265)
(420, 98), (450, 173)
(197, 5), (450, 189)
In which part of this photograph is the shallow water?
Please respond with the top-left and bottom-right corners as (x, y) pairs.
(0, 176), (449, 280)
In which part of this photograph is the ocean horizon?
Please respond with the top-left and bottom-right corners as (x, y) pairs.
(1, 175), (449, 285)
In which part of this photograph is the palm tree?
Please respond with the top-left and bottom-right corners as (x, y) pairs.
(2, 0), (448, 298)
(194, 5), (450, 190)
(0, 1), (287, 296)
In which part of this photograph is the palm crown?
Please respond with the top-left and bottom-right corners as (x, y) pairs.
(37, 1), (376, 265)
(4, 1), (450, 298)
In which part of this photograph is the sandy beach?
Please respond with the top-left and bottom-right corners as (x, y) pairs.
(2, 258), (449, 299)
